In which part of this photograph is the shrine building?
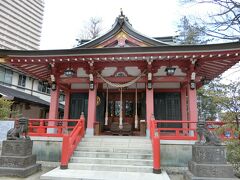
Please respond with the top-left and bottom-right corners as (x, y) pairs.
(1, 12), (240, 138)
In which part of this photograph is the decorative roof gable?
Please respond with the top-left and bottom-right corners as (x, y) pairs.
(77, 10), (171, 48)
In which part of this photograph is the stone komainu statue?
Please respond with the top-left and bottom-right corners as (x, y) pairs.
(197, 120), (222, 146)
(7, 117), (30, 140)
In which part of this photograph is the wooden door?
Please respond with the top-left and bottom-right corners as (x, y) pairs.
(108, 92), (135, 128)
(154, 92), (181, 128)
(69, 93), (88, 126)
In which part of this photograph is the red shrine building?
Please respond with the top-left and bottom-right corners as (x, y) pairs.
(1, 12), (240, 137)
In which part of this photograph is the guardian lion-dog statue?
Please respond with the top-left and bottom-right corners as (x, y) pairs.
(7, 117), (30, 140)
(196, 120), (222, 146)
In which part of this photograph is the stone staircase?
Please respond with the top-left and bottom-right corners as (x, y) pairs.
(68, 136), (153, 173)
(41, 136), (171, 180)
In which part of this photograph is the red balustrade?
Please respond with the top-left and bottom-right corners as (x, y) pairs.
(60, 114), (85, 169)
(149, 118), (239, 174)
(206, 121), (239, 140)
(28, 115), (85, 169)
(28, 119), (80, 137)
(154, 120), (198, 140)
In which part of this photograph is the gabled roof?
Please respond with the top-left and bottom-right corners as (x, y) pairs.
(76, 11), (171, 48)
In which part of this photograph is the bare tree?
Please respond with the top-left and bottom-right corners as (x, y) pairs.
(76, 17), (103, 46)
(181, 0), (240, 41)
(176, 16), (211, 44)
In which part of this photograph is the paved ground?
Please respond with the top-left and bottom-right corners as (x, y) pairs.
(41, 167), (171, 180)
(0, 162), (183, 180)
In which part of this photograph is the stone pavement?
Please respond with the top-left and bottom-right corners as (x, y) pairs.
(41, 167), (171, 180)
(0, 166), (185, 180)
(0, 159), (179, 180)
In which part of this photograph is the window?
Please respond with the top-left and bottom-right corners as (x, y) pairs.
(0, 67), (13, 85)
(18, 74), (26, 87)
(38, 81), (50, 94)
(4, 69), (13, 84)
(0, 67), (4, 82)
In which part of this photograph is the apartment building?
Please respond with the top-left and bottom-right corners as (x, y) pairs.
(0, 0), (63, 118)
(0, 0), (44, 50)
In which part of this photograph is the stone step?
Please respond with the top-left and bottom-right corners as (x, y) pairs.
(68, 162), (153, 173)
(82, 137), (151, 143)
(70, 157), (153, 166)
(41, 168), (171, 180)
(78, 141), (152, 148)
(73, 151), (152, 159)
(76, 146), (152, 154)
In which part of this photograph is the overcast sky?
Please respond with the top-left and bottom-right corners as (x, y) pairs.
(40, 0), (189, 50)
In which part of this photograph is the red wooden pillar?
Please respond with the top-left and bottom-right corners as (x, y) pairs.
(64, 90), (70, 119)
(48, 83), (60, 133)
(187, 83), (198, 130)
(63, 90), (70, 134)
(86, 84), (97, 136)
(146, 85), (154, 134)
(181, 86), (188, 134)
(49, 84), (60, 119)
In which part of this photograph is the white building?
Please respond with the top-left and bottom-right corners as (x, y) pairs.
(0, 0), (63, 118)
(0, 0), (44, 50)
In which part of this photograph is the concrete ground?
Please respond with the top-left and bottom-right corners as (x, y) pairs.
(0, 161), (184, 180)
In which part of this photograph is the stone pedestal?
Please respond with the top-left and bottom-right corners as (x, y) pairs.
(184, 145), (238, 180)
(0, 140), (41, 177)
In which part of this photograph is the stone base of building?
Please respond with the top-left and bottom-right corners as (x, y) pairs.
(0, 139), (41, 177)
(184, 144), (237, 180)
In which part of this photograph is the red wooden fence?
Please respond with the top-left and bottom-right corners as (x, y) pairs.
(28, 114), (85, 169)
(28, 119), (80, 137)
(60, 114), (85, 169)
(149, 118), (239, 174)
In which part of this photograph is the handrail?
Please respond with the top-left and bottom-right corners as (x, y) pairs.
(149, 118), (239, 174)
(152, 120), (198, 140)
(60, 113), (85, 169)
(28, 119), (80, 137)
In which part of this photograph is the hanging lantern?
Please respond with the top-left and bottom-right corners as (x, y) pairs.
(147, 72), (152, 90)
(147, 81), (152, 90)
(165, 67), (176, 76)
(190, 80), (196, 89)
(51, 82), (56, 91)
(64, 68), (75, 77)
(89, 73), (94, 90)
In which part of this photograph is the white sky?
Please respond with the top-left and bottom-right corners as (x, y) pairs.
(40, 0), (185, 50)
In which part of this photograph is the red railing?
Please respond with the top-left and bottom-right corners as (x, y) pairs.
(149, 118), (239, 173)
(60, 114), (85, 169)
(149, 119), (198, 174)
(206, 121), (239, 140)
(28, 114), (85, 169)
(150, 120), (198, 140)
(28, 119), (80, 137)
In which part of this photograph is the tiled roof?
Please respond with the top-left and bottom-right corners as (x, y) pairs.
(0, 84), (64, 109)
